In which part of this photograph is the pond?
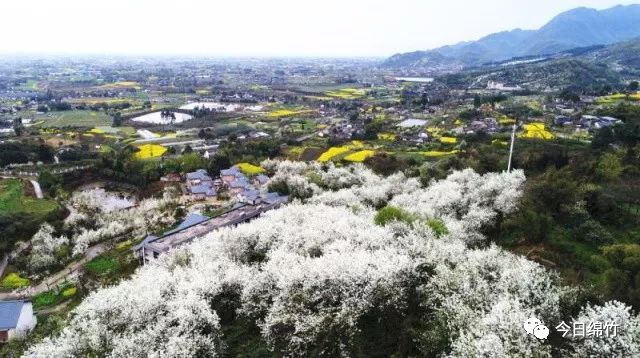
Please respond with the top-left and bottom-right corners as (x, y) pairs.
(131, 111), (193, 124)
(394, 77), (434, 83)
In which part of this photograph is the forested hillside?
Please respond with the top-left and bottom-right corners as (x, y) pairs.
(23, 161), (640, 357)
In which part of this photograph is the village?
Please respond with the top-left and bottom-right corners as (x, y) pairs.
(0, 54), (638, 351)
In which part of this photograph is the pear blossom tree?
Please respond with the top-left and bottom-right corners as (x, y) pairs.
(27, 223), (69, 272)
(24, 162), (640, 357)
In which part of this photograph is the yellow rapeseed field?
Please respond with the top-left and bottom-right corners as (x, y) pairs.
(318, 147), (350, 162)
(378, 133), (396, 141)
(520, 123), (555, 140)
(344, 150), (375, 162)
(439, 136), (457, 144)
(421, 150), (460, 157)
(268, 109), (313, 118)
(498, 118), (516, 125)
(235, 163), (265, 175)
(134, 144), (167, 159)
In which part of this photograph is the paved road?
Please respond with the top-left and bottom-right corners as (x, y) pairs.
(0, 164), (93, 179)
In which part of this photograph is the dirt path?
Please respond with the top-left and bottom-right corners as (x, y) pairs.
(35, 299), (71, 315)
(0, 243), (109, 300)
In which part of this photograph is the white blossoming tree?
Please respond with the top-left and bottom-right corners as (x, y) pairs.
(24, 162), (640, 357)
(27, 223), (69, 272)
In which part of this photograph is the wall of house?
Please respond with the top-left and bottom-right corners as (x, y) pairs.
(10, 302), (37, 340)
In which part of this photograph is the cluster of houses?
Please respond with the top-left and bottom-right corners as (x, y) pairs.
(555, 115), (622, 130)
(136, 167), (288, 262)
(184, 167), (274, 205)
(185, 169), (217, 200)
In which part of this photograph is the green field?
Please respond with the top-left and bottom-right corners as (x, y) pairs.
(0, 179), (59, 215)
(35, 110), (111, 128)
(19, 80), (39, 91)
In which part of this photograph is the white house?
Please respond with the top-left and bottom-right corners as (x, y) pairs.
(0, 300), (37, 343)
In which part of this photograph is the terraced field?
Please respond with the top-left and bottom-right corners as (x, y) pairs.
(0, 179), (59, 216)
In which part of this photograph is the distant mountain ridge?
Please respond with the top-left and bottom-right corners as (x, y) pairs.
(385, 4), (640, 68)
(434, 36), (640, 91)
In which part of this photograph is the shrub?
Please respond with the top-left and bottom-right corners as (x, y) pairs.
(374, 206), (414, 226)
(85, 256), (120, 276)
(426, 218), (449, 238)
(34, 291), (58, 309)
(62, 286), (77, 298)
(1, 273), (30, 289)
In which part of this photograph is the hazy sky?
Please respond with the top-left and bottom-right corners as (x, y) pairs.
(0, 0), (637, 57)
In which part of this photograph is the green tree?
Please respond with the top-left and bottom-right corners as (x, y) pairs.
(473, 94), (481, 108)
(111, 111), (122, 127)
(181, 153), (206, 173)
(595, 152), (623, 182)
(12, 117), (24, 136)
(38, 171), (61, 197)
(601, 244), (640, 308)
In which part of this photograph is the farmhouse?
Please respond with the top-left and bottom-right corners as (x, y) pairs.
(554, 116), (573, 126)
(397, 119), (427, 128)
(133, 195), (288, 263)
(578, 115), (622, 130)
(186, 169), (216, 200)
(0, 300), (37, 343)
(134, 166), (287, 262)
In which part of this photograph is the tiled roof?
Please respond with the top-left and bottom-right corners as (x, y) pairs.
(221, 167), (242, 176)
(186, 169), (212, 181)
(0, 300), (24, 330)
(163, 213), (210, 236)
(189, 184), (216, 196)
(255, 174), (270, 184)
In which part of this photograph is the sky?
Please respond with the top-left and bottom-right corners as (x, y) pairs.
(0, 0), (638, 57)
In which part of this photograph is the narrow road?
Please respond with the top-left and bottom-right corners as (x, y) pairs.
(30, 180), (44, 199)
(0, 243), (110, 300)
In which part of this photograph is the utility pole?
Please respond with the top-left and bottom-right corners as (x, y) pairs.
(507, 123), (517, 172)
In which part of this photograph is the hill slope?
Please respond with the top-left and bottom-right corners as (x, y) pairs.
(385, 4), (640, 68)
(436, 37), (640, 90)
(24, 161), (640, 357)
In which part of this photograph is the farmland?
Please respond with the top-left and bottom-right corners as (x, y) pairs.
(34, 110), (112, 128)
(0, 179), (59, 216)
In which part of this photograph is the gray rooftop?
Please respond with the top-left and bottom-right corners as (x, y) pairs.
(397, 119), (427, 128)
(255, 174), (270, 185)
(186, 169), (212, 181)
(189, 184), (216, 196)
(163, 213), (210, 236)
(221, 167), (242, 176)
(0, 300), (25, 330)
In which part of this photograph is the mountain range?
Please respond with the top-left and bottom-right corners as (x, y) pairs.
(384, 4), (640, 69)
